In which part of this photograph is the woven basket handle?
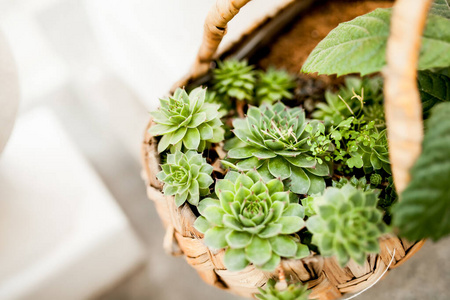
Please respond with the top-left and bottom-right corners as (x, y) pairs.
(191, 0), (432, 194)
(384, 0), (432, 193)
(190, 0), (252, 78)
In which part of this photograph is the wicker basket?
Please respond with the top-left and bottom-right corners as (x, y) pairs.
(141, 0), (432, 299)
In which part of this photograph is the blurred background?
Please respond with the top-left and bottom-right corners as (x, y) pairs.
(0, 0), (449, 299)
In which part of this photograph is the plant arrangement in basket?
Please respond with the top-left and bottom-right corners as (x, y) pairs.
(148, 0), (450, 293)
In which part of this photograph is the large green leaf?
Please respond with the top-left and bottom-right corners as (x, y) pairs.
(302, 7), (450, 76)
(430, 0), (450, 19)
(392, 102), (450, 241)
(418, 70), (450, 117)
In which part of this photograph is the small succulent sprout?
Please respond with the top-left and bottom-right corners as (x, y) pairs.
(194, 170), (310, 272)
(306, 184), (386, 266)
(157, 150), (214, 207)
(256, 67), (296, 105)
(213, 59), (256, 103)
(370, 173), (382, 186)
(227, 102), (332, 195)
(312, 76), (383, 127)
(332, 176), (373, 192)
(359, 129), (390, 174)
(149, 87), (225, 153)
(255, 278), (311, 300)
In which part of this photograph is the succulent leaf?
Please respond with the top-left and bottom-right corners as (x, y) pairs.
(195, 171), (309, 271)
(149, 87), (224, 152)
(157, 150), (213, 207)
(306, 184), (386, 266)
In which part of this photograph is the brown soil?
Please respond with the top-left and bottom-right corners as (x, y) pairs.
(258, 0), (394, 72)
(253, 0), (393, 113)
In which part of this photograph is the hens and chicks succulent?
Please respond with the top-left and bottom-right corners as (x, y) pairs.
(149, 59), (391, 285)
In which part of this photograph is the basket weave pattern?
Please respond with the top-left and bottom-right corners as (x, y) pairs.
(141, 0), (432, 298)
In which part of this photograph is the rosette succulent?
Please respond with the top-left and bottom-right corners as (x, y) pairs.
(370, 173), (382, 186)
(149, 87), (225, 153)
(227, 102), (331, 194)
(194, 170), (310, 271)
(157, 150), (213, 207)
(256, 279), (311, 300)
(213, 59), (256, 103)
(306, 184), (386, 266)
(359, 129), (390, 174)
(256, 68), (296, 104)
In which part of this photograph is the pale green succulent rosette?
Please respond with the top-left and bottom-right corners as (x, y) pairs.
(256, 68), (296, 105)
(194, 171), (310, 272)
(213, 59), (256, 103)
(306, 184), (386, 266)
(255, 279), (311, 300)
(227, 102), (331, 195)
(157, 150), (213, 207)
(148, 87), (225, 153)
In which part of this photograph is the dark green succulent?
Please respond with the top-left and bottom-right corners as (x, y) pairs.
(194, 170), (310, 271)
(255, 279), (311, 300)
(358, 128), (390, 174)
(227, 102), (332, 195)
(149, 87), (225, 153)
(306, 184), (386, 266)
(256, 68), (296, 104)
(332, 176), (373, 192)
(213, 59), (256, 103)
(313, 76), (384, 127)
(157, 150), (213, 207)
(370, 173), (382, 186)
(377, 176), (397, 218)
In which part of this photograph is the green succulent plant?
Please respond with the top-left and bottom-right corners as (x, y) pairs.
(226, 102), (332, 195)
(332, 176), (373, 192)
(213, 59), (256, 103)
(313, 76), (384, 128)
(157, 150), (213, 207)
(358, 128), (390, 174)
(194, 170), (310, 271)
(370, 173), (382, 186)
(306, 184), (386, 266)
(256, 68), (296, 105)
(255, 279), (311, 300)
(149, 87), (225, 153)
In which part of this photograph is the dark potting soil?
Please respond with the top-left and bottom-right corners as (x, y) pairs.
(257, 0), (394, 72)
